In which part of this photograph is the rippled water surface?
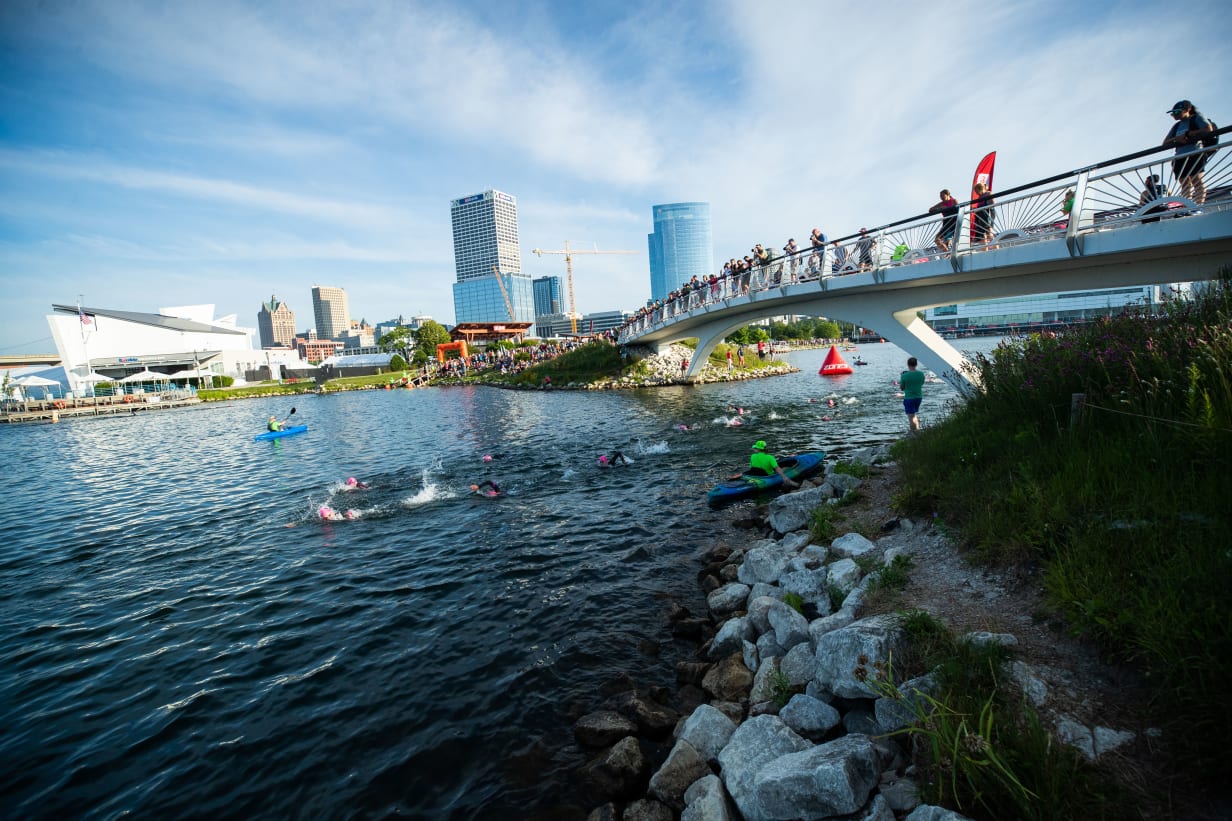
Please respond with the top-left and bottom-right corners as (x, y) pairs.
(0, 339), (999, 818)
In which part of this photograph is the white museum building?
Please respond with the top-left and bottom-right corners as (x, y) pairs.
(47, 303), (307, 395)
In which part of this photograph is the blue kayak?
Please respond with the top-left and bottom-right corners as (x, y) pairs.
(707, 451), (826, 504)
(254, 424), (308, 441)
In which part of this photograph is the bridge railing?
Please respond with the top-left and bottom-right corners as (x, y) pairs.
(621, 128), (1232, 341)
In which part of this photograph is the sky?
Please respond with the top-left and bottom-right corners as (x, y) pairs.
(1, 0), (1229, 354)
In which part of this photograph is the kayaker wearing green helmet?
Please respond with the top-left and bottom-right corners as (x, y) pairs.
(730, 440), (799, 488)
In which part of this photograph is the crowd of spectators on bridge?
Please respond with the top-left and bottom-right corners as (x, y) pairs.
(618, 97), (1221, 341)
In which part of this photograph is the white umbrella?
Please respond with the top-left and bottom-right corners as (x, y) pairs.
(119, 369), (163, 383)
(14, 374), (62, 400)
(80, 371), (115, 383)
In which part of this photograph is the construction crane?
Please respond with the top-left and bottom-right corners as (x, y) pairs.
(531, 240), (635, 334)
(490, 265), (516, 321)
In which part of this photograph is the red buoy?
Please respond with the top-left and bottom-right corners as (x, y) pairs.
(819, 345), (853, 376)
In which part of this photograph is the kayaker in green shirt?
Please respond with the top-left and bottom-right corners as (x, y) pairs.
(899, 357), (926, 433)
(267, 415), (281, 432)
(731, 440), (799, 488)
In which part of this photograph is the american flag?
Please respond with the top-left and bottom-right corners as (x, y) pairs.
(79, 309), (92, 326)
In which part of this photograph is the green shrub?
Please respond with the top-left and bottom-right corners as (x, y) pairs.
(833, 460), (870, 479)
(389, 354), (407, 371)
(891, 270), (1232, 770)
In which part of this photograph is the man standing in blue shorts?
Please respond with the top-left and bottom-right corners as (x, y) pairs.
(900, 357), (926, 433)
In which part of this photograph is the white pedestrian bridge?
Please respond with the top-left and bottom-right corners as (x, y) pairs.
(619, 134), (1232, 390)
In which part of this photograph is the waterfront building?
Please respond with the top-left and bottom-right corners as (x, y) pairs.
(257, 295), (296, 348)
(533, 276), (562, 318)
(311, 285), (350, 341)
(44, 303), (306, 395)
(579, 310), (631, 336)
(647, 202), (713, 302)
(923, 284), (1183, 334)
(450, 189), (535, 328)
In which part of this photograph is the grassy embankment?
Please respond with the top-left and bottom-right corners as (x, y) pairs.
(472, 339), (785, 387)
(882, 270), (1232, 815)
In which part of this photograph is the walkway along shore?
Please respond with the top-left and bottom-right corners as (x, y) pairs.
(568, 447), (1185, 821)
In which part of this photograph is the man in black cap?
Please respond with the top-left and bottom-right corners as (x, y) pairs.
(1163, 100), (1214, 205)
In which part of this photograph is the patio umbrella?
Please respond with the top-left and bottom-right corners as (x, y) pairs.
(119, 369), (162, 383)
(13, 374), (62, 400)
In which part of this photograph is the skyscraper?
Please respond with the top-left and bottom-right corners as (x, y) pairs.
(450, 189), (534, 325)
(532, 276), (562, 318)
(257, 294), (296, 348)
(647, 202), (713, 302)
(311, 285), (349, 340)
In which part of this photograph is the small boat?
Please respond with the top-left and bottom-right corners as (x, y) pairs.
(853, 358), (868, 366)
(253, 424), (309, 441)
(707, 451), (826, 505)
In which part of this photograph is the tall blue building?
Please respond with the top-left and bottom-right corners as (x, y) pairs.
(647, 202), (713, 302)
(450, 189), (535, 326)
(532, 276), (562, 318)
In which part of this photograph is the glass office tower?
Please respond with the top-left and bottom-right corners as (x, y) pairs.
(450, 189), (534, 324)
(647, 202), (713, 302)
(533, 276), (562, 318)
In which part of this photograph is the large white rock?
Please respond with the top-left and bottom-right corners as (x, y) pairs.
(682, 775), (739, 821)
(716, 715), (812, 819)
(738, 546), (791, 586)
(748, 734), (880, 819)
(767, 602), (811, 650)
(708, 616), (755, 659)
(812, 615), (903, 699)
(678, 704), (737, 763)
(830, 532), (878, 559)
(827, 558), (862, 592)
(779, 694), (841, 739)
(707, 583), (751, 617)
(767, 486), (831, 534)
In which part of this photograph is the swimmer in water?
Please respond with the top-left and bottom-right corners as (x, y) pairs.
(344, 477), (370, 490)
(599, 451), (629, 467)
(469, 480), (501, 497)
(318, 505), (357, 521)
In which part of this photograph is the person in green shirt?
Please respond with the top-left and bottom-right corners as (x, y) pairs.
(731, 440), (798, 488)
(899, 357), (926, 433)
(267, 415), (281, 432)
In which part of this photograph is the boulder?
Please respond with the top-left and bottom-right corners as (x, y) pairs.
(767, 486), (832, 534)
(707, 582), (751, 617)
(779, 641), (816, 687)
(649, 739), (712, 810)
(623, 797), (674, 821)
(737, 545), (791, 585)
(780, 531), (812, 553)
(748, 733), (880, 819)
(682, 774), (739, 821)
(779, 693), (841, 740)
(677, 703), (737, 763)
(716, 715), (812, 819)
(754, 632), (784, 665)
(702, 653), (754, 701)
(613, 690), (679, 738)
(708, 616), (755, 659)
(827, 472), (864, 496)
(830, 532), (878, 559)
(808, 609), (855, 643)
(874, 673), (937, 732)
(778, 569), (831, 609)
(767, 601), (810, 650)
(577, 736), (648, 802)
(749, 656), (783, 704)
(826, 558), (862, 592)
(812, 615), (903, 699)
(574, 710), (639, 748)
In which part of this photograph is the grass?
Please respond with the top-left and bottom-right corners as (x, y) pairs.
(891, 269), (1232, 773)
(873, 614), (1128, 820)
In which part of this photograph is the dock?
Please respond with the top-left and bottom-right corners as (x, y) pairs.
(0, 392), (202, 425)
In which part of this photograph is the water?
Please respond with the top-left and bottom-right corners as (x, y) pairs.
(0, 339), (1000, 819)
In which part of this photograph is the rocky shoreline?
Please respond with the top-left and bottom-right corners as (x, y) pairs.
(566, 446), (1149, 821)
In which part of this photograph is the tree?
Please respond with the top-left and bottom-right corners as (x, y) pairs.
(415, 320), (452, 360)
(379, 326), (416, 362)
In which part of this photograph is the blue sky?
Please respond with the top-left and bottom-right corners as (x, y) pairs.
(1, 0), (1228, 354)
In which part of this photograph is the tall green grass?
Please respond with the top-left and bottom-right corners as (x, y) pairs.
(893, 271), (1232, 768)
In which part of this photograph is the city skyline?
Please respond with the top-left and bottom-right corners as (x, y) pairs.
(2, 1), (1228, 354)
